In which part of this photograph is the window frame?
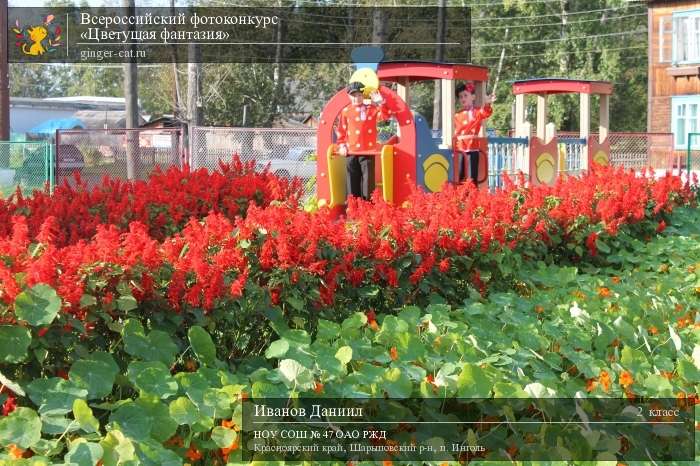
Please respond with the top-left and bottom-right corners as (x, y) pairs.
(673, 9), (700, 65)
(671, 95), (700, 149)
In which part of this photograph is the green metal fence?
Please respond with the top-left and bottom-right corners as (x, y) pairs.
(687, 133), (700, 176)
(0, 140), (54, 198)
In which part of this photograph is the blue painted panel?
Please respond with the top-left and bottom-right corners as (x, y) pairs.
(413, 113), (454, 190)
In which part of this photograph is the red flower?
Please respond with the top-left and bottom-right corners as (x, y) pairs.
(656, 220), (666, 233)
(586, 232), (598, 257)
(2, 394), (17, 416)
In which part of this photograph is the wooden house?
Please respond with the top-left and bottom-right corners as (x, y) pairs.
(649, 0), (700, 158)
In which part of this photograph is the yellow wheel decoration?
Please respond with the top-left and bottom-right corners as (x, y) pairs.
(423, 154), (449, 192)
(592, 150), (609, 167)
(535, 152), (555, 185)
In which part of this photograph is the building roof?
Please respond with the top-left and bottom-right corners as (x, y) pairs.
(27, 118), (85, 135)
(72, 110), (146, 129)
(512, 78), (613, 95)
(10, 96), (127, 111)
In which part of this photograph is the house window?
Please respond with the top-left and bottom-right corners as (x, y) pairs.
(660, 10), (700, 64)
(672, 96), (700, 149)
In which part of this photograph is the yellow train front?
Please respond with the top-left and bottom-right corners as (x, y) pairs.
(316, 61), (491, 209)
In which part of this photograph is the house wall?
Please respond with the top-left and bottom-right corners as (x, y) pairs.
(649, 1), (700, 134)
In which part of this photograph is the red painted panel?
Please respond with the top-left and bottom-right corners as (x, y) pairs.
(513, 79), (613, 95)
(377, 62), (488, 83)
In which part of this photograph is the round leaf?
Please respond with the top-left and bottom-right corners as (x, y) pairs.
(0, 325), (31, 363)
(211, 426), (237, 448)
(69, 352), (119, 399)
(265, 339), (290, 359)
(169, 397), (199, 425)
(335, 346), (353, 366)
(64, 440), (103, 465)
(109, 401), (152, 439)
(14, 284), (61, 327)
(27, 378), (88, 416)
(0, 407), (42, 448)
(457, 363), (492, 398)
(127, 361), (178, 399)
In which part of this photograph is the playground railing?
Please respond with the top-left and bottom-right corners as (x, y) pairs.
(0, 140), (53, 197)
(55, 128), (185, 188)
(558, 137), (586, 176)
(486, 136), (528, 189)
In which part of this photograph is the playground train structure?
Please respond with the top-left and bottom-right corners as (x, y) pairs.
(316, 56), (615, 208)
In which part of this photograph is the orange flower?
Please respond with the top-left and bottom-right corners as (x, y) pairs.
(534, 305), (544, 314)
(599, 370), (611, 392)
(506, 444), (518, 458)
(389, 347), (398, 361)
(221, 419), (238, 431)
(185, 445), (203, 461)
(611, 276), (621, 284)
(585, 378), (598, 392)
(240, 391), (249, 401)
(184, 359), (197, 372)
(619, 371), (634, 389)
(648, 325), (658, 335)
(382, 461), (393, 466)
(313, 381), (324, 394)
(660, 370), (674, 380)
(597, 287), (611, 298)
(369, 320), (379, 331)
(166, 435), (184, 447)
(609, 338), (621, 348)
(8, 444), (24, 459)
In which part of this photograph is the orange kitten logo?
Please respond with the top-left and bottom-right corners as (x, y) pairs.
(14, 15), (62, 56)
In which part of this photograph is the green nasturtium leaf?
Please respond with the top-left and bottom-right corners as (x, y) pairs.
(0, 370), (25, 397)
(134, 439), (183, 466)
(73, 399), (99, 433)
(335, 346), (353, 366)
(109, 401), (152, 440)
(0, 407), (42, 448)
(211, 426), (237, 448)
(278, 359), (314, 390)
(383, 367), (413, 398)
(188, 326), (217, 366)
(27, 378), (88, 416)
(316, 319), (341, 341)
(457, 363), (492, 398)
(126, 361), (178, 399)
(64, 440), (104, 465)
(136, 396), (178, 443)
(14, 284), (62, 327)
(341, 312), (367, 331)
(0, 326), (31, 363)
(169, 397), (200, 425)
(100, 430), (136, 466)
(69, 352), (119, 399)
(265, 339), (290, 359)
(677, 359), (700, 383)
(122, 320), (178, 366)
